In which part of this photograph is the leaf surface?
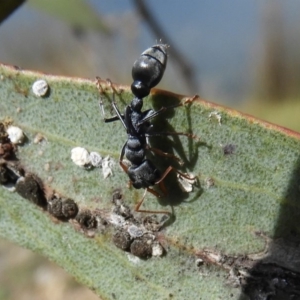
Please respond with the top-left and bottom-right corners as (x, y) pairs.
(1, 64), (300, 299)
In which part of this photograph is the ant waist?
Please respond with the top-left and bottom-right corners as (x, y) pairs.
(126, 135), (146, 146)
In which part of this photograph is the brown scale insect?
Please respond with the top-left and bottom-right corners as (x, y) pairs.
(47, 194), (78, 220)
(15, 174), (47, 207)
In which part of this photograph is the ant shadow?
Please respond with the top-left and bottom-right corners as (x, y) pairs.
(147, 93), (207, 210)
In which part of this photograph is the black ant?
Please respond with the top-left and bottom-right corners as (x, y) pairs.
(97, 44), (197, 214)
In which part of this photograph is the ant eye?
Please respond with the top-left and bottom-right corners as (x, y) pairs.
(131, 81), (150, 98)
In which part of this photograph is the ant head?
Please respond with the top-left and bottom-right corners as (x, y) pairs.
(131, 44), (168, 98)
(131, 81), (150, 99)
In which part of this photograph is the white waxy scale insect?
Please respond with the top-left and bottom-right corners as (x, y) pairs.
(7, 126), (25, 144)
(71, 147), (91, 167)
(32, 79), (49, 97)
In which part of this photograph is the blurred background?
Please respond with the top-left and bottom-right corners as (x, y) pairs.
(0, 1), (300, 299)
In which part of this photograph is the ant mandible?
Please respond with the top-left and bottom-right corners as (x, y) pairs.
(97, 44), (197, 214)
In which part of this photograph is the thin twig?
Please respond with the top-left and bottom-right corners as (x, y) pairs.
(0, 0), (26, 25)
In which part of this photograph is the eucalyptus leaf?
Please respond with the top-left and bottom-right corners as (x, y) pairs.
(1, 63), (300, 299)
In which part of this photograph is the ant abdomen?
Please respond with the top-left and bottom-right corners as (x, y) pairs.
(131, 44), (168, 99)
(128, 160), (161, 189)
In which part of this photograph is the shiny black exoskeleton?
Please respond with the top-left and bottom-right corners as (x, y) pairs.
(124, 45), (169, 189)
(98, 44), (195, 213)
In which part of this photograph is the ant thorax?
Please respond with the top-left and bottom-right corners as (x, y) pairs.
(128, 98), (150, 135)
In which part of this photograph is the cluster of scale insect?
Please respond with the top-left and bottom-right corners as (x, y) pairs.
(110, 189), (165, 259)
(0, 122), (105, 233)
(0, 120), (164, 259)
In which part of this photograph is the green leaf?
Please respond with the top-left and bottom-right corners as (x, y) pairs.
(1, 63), (300, 298)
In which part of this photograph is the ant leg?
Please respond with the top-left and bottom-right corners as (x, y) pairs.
(135, 168), (196, 214)
(137, 95), (199, 126)
(96, 77), (126, 126)
(137, 105), (180, 126)
(96, 77), (123, 96)
(135, 188), (171, 214)
(182, 94), (198, 105)
(106, 78), (123, 96)
(135, 189), (147, 212)
(96, 76), (105, 94)
(96, 77), (116, 120)
(146, 131), (198, 140)
(96, 77), (110, 120)
(155, 166), (196, 185)
(146, 145), (184, 165)
(158, 181), (168, 196)
(119, 143), (128, 173)
(146, 187), (162, 198)
(105, 80), (127, 128)
(120, 160), (128, 173)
